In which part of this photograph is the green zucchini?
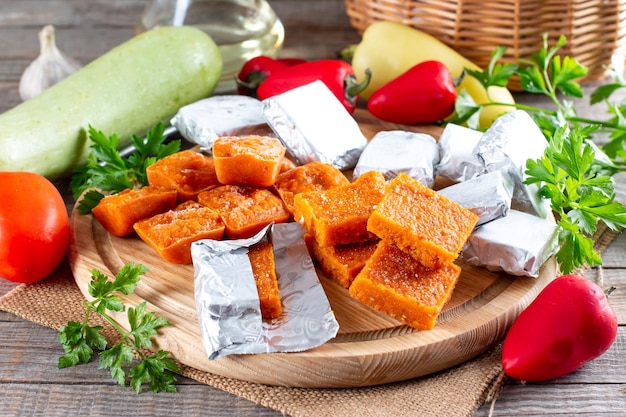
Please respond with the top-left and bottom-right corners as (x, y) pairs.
(0, 26), (223, 180)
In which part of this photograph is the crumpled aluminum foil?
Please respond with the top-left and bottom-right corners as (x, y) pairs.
(170, 95), (268, 150)
(262, 80), (367, 170)
(192, 223), (339, 360)
(460, 210), (560, 277)
(435, 123), (485, 182)
(353, 130), (440, 187)
(473, 110), (551, 219)
(438, 170), (514, 226)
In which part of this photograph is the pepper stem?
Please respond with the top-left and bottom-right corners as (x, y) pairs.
(453, 70), (466, 88)
(345, 68), (372, 100)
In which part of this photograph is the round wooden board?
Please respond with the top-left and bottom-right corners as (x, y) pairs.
(68, 111), (558, 388)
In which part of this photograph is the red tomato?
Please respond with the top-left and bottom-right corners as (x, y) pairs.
(0, 172), (70, 283)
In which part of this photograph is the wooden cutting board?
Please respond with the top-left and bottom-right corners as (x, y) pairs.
(68, 110), (557, 388)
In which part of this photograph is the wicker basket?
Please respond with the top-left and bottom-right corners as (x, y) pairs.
(344, 0), (626, 90)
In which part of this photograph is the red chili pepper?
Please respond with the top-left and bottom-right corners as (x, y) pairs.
(255, 59), (371, 114)
(501, 274), (618, 382)
(366, 60), (458, 124)
(236, 55), (307, 96)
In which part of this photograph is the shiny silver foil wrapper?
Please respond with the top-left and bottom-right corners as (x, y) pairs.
(170, 95), (268, 150)
(262, 80), (368, 170)
(353, 130), (440, 187)
(435, 123), (485, 182)
(438, 170), (514, 226)
(192, 223), (339, 360)
(461, 210), (559, 277)
(474, 110), (551, 219)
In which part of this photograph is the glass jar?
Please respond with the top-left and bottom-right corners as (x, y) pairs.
(137, 0), (285, 93)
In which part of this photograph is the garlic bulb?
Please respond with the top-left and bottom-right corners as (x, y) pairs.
(19, 25), (82, 101)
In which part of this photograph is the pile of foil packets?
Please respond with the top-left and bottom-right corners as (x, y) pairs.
(171, 81), (560, 359)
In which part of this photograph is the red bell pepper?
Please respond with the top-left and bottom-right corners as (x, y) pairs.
(367, 60), (457, 124)
(502, 274), (618, 382)
(236, 55), (307, 96)
(255, 59), (371, 113)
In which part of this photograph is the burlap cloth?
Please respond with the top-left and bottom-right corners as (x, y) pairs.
(0, 223), (618, 417)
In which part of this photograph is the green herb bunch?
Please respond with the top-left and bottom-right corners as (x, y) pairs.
(58, 263), (180, 393)
(453, 34), (626, 273)
(70, 123), (180, 214)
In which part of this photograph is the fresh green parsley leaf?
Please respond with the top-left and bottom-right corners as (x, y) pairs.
(525, 126), (626, 273)
(465, 46), (518, 89)
(58, 263), (178, 393)
(449, 89), (482, 129)
(130, 350), (180, 394)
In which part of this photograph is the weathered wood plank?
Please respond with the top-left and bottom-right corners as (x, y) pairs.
(0, 383), (282, 417)
(476, 384), (626, 417)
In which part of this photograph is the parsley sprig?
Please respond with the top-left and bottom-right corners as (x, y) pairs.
(454, 33), (626, 165)
(58, 263), (180, 393)
(525, 126), (626, 273)
(451, 34), (626, 273)
(70, 123), (180, 214)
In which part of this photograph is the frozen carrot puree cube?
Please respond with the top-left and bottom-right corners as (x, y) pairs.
(248, 241), (282, 320)
(197, 185), (290, 239)
(273, 161), (350, 214)
(304, 233), (378, 288)
(92, 186), (177, 237)
(133, 201), (225, 264)
(349, 240), (461, 330)
(213, 135), (286, 187)
(293, 170), (386, 247)
(368, 172), (478, 269)
(146, 150), (220, 202)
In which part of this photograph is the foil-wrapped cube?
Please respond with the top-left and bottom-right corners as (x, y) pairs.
(170, 95), (269, 150)
(192, 223), (339, 359)
(474, 110), (551, 218)
(438, 170), (514, 226)
(262, 80), (368, 170)
(435, 123), (485, 182)
(460, 210), (559, 277)
(353, 130), (440, 187)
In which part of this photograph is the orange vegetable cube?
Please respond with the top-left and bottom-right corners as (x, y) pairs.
(197, 185), (290, 239)
(278, 156), (297, 174)
(349, 240), (461, 330)
(293, 170), (386, 247)
(146, 150), (220, 202)
(92, 186), (177, 237)
(368, 173), (478, 269)
(133, 200), (225, 264)
(304, 233), (379, 288)
(248, 241), (282, 320)
(273, 161), (350, 214)
(213, 135), (286, 187)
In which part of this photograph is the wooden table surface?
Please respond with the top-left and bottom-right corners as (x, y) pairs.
(0, 1), (624, 416)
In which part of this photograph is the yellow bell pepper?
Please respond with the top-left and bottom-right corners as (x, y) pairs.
(351, 21), (515, 129)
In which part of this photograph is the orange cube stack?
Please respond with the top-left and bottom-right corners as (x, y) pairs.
(293, 170), (386, 288)
(91, 138), (293, 264)
(349, 173), (479, 330)
(293, 170), (386, 247)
